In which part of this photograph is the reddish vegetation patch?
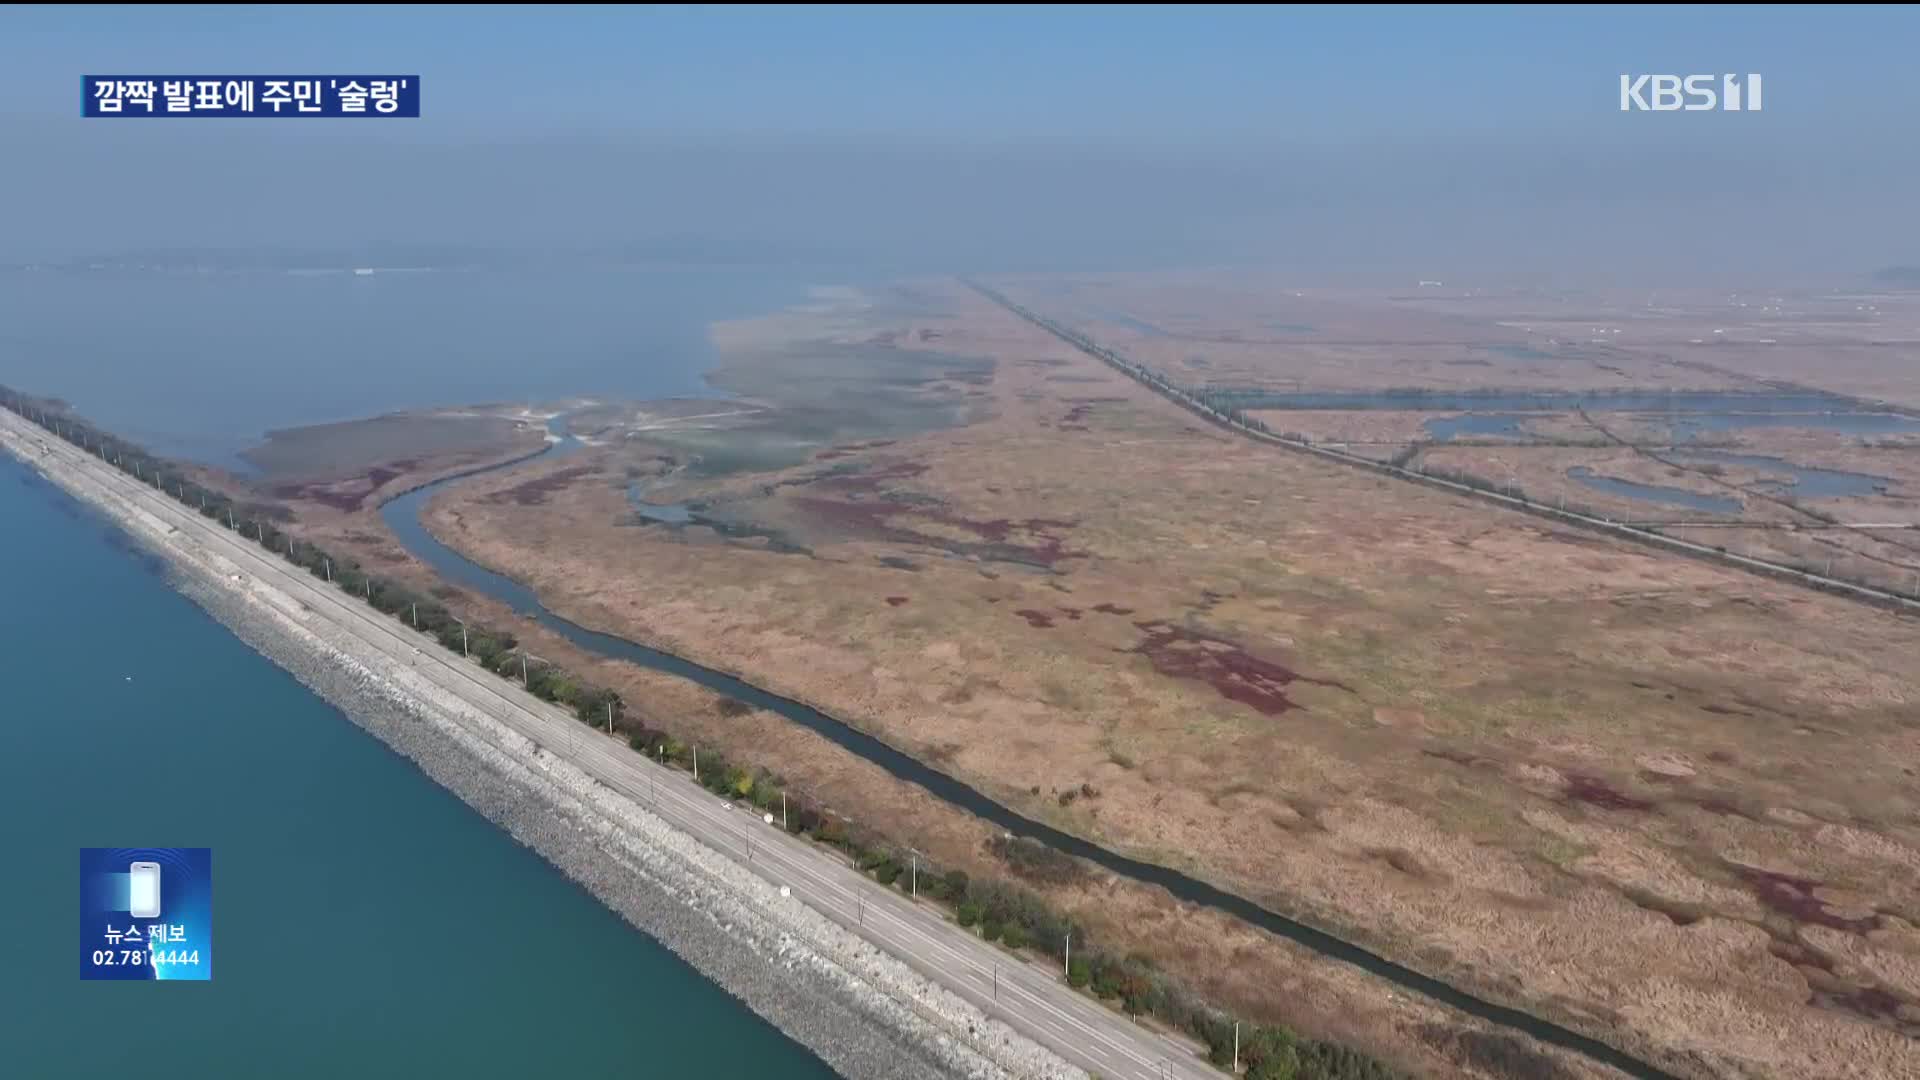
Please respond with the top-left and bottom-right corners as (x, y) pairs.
(1562, 773), (1653, 812)
(884, 596), (909, 607)
(788, 458), (1083, 565)
(1013, 609), (1057, 629)
(271, 458), (420, 513)
(1700, 703), (1755, 717)
(272, 482), (361, 513)
(1706, 750), (1736, 764)
(793, 493), (1083, 567)
(1056, 606), (1083, 621)
(1732, 865), (1880, 932)
(1091, 603), (1135, 616)
(815, 449), (851, 461)
(1422, 747), (1487, 768)
(807, 460), (931, 494)
(1819, 986), (1912, 1027)
(1127, 621), (1346, 715)
(485, 464), (595, 506)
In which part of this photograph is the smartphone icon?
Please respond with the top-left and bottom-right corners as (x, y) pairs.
(129, 862), (161, 919)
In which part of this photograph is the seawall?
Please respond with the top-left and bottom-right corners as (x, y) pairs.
(0, 418), (1082, 1080)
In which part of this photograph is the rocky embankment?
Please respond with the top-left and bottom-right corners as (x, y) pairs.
(1, 424), (1082, 1080)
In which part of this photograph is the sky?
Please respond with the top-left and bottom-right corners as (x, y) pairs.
(1, 5), (1915, 282)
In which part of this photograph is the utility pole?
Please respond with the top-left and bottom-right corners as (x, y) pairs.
(693, 745), (699, 784)
(781, 790), (788, 831)
(1234, 1021), (1240, 1073)
(410, 602), (417, 629)
(606, 700), (614, 735)
(1064, 929), (1071, 977)
(910, 849), (918, 898)
(324, 558), (331, 582)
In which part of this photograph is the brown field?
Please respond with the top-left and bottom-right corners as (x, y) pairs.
(405, 281), (1920, 1079)
(154, 310), (1609, 1079)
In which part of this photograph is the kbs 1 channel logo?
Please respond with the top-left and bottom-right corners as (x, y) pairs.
(79, 849), (213, 981)
(1619, 73), (1763, 112)
(83, 76), (419, 118)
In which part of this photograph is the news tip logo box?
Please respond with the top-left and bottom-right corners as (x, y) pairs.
(1620, 74), (1762, 112)
(79, 848), (212, 981)
(83, 76), (419, 118)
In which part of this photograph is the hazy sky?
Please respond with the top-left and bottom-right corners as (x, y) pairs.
(2, 5), (1915, 282)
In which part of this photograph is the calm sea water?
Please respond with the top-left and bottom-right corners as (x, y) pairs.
(0, 266), (815, 466)
(0, 268), (840, 1078)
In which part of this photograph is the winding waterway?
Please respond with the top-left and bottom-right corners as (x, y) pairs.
(379, 424), (1677, 1080)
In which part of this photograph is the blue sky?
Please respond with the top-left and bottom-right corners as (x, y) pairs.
(0, 6), (1913, 280)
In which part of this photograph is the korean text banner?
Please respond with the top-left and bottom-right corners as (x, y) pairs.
(84, 77), (419, 118)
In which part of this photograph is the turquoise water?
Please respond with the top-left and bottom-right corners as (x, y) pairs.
(0, 457), (838, 1078)
(0, 261), (848, 1080)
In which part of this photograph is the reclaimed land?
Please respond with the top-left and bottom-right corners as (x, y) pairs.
(99, 317), (1630, 1074)
(0, 408), (1071, 1080)
(418, 280), (1920, 1080)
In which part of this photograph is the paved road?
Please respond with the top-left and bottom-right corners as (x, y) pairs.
(1, 411), (1216, 1080)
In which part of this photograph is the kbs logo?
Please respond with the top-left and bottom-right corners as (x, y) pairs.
(1619, 74), (1763, 111)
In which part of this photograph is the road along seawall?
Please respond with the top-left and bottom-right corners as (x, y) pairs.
(1, 425), (1084, 1080)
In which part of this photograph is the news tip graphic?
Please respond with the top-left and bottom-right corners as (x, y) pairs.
(83, 76), (419, 118)
(80, 849), (212, 981)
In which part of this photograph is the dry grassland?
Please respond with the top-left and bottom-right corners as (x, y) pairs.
(411, 283), (1920, 1079)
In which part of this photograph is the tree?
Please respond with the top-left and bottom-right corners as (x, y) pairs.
(999, 922), (1026, 950)
(978, 919), (1002, 943)
(955, 901), (982, 928)
(726, 765), (754, 799)
(1244, 1026), (1299, 1077)
(1067, 956), (1090, 989)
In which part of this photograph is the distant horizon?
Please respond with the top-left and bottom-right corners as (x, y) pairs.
(4, 7), (1917, 285)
